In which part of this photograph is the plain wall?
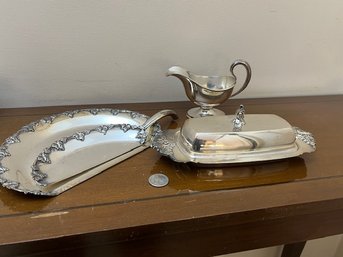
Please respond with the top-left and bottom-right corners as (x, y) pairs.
(0, 0), (343, 108)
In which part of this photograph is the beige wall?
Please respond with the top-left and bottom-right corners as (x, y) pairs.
(0, 0), (343, 108)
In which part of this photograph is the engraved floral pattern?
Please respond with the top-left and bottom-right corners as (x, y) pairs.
(0, 164), (9, 174)
(0, 109), (150, 195)
(151, 132), (176, 161)
(293, 127), (316, 150)
(31, 123), (151, 187)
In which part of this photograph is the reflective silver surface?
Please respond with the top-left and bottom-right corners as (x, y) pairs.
(152, 113), (316, 164)
(166, 60), (251, 118)
(0, 102), (317, 195)
(232, 104), (246, 131)
(0, 109), (177, 195)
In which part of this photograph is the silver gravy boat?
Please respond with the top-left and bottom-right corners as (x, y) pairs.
(167, 60), (252, 118)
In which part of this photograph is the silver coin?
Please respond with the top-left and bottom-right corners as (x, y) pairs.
(148, 173), (169, 188)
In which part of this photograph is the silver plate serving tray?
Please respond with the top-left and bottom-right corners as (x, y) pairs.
(0, 109), (177, 196)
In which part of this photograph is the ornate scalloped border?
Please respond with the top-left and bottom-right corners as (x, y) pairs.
(151, 131), (177, 161)
(293, 127), (316, 150)
(31, 123), (150, 187)
(0, 109), (150, 195)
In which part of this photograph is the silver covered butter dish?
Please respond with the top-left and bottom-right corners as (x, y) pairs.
(151, 106), (316, 164)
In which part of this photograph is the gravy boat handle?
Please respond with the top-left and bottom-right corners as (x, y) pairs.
(230, 60), (252, 97)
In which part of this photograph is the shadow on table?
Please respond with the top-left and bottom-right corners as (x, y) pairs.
(0, 187), (53, 213)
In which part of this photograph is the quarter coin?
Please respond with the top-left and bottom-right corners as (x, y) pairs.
(148, 173), (169, 188)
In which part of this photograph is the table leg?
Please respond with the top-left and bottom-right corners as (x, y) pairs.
(281, 241), (307, 257)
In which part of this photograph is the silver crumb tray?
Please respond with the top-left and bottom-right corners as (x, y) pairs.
(0, 109), (177, 196)
(151, 113), (316, 164)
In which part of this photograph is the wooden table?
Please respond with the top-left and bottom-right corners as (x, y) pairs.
(0, 96), (342, 257)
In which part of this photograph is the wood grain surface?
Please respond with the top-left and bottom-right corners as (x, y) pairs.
(0, 95), (342, 257)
